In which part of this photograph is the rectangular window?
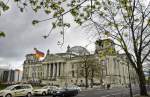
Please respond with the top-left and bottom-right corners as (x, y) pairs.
(72, 64), (74, 69)
(59, 63), (61, 76)
(72, 71), (75, 77)
(51, 64), (53, 77)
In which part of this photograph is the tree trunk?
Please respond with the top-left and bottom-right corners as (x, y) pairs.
(137, 67), (148, 96)
(91, 69), (94, 88)
(85, 75), (88, 88)
(85, 69), (89, 88)
(84, 61), (89, 88)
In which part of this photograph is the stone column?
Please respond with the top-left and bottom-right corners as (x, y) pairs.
(50, 63), (53, 78)
(58, 62), (61, 76)
(57, 63), (59, 77)
(44, 64), (47, 79)
(55, 63), (57, 77)
(61, 62), (64, 76)
(53, 63), (55, 78)
(49, 63), (51, 79)
(47, 64), (49, 79)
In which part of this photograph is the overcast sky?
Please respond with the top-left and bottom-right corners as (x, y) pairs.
(1, 0), (149, 70)
(0, 1), (97, 70)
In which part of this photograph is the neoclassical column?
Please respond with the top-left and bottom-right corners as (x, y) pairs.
(62, 62), (65, 76)
(58, 62), (61, 76)
(60, 62), (63, 76)
(43, 64), (47, 79)
(47, 64), (49, 79)
(57, 63), (59, 77)
(55, 63), (57, 77)
(49, 63), (51, 79)
(50, 63), (53, 78)
(53, 63), (55, 77)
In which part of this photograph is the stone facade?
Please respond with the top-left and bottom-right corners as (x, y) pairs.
(22, 39), (138, 87)
(0, 69), (22, 83)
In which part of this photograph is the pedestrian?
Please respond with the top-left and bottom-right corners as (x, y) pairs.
(107, 84), (110, 90)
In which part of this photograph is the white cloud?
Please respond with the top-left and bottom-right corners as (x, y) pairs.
(0, 1), (96, 70)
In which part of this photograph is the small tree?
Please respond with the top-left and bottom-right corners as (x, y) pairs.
(78, 54), (99, 88)
(80, 54), (90, 88)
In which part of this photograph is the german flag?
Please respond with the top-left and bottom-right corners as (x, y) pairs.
(34, 48), (45, 59)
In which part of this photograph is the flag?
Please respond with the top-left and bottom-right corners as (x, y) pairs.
(34, 48), (45, 59)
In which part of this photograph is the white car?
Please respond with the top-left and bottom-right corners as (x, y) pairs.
(33, 86), (58, 95)
(0, 84), (33, 97)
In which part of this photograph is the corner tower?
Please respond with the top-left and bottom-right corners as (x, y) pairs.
(95, 39), (116, 56)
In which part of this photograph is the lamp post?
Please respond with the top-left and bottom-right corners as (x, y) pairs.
(127, 59), (133, 97)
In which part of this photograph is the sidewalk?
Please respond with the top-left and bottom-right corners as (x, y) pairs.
(134, 92), (150, 97)
(81, 86), (124, 91)
(81, 86), (104, 91)
(81, 86), (150, 97)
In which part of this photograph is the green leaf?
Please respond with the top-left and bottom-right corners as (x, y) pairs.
(70, 9), (79, 17)
(45, 10), (51, 14)
(20, 8), (24, 12)
(147, 18), (150, 25)
(32, 20), (39, 25)
(64, 23), (71, 28)
(104, 31), (110, 36)
(33, 8), (38, 12)
(57, 21), (62, 26)
(53, 12), (58, 18)
(124, 33), (128, 37)
(95, 1), (100, 5)
(3, 5), (9, 11)
(0, 32), (5, 37)
(52, 22), (56, 28)
(99, 12), (104, 16)
(50, 3), (60, 10)
(80, 13), (84, 17)
(135, 19), (139, 22)
(108, 0), (111, 5)
(23, 3), (27, 6)
(104, 7), (107, 10)
(40, 2), (44, 5)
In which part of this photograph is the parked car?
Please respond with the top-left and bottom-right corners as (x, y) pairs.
(71, 85), (81, 92)
(52, 86), (78, 97)
(0, 84), (33, 97)
(49, 86), (59, 94)
(33, 86), (58, 95)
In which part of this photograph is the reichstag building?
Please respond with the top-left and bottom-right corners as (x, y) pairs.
(22, 39), (138, 87)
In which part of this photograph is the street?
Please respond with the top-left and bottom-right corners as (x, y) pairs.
(33, 86), (150, 97)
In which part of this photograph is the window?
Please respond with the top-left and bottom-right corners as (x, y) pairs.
(72, 64), (74, 69)
(23, 85), (32, 89)
(80, 69), (84, 77)
(59, 63), (61, 76)
(72, 71), (75, 77)
(113, 58), (117, 69)
(14, 86), (22, 90)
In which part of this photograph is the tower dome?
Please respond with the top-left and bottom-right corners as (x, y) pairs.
(67, 46), (90, 55)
